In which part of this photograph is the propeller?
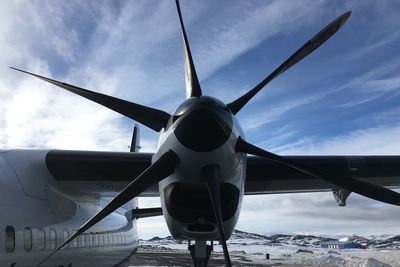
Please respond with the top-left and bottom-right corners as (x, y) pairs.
(10, 67), (170, 132)
(236, 137), (400, 206)
(175, 0), (202, 98)
(227, 11), (351, 114)
(203, 165), (231, 267)
(37, 150), (179, 266)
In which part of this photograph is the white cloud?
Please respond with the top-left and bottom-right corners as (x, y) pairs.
(271, 123), (400, 155)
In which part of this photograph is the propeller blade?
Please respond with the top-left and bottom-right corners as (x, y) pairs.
(37, 150), (179, 266)
(203, 165), (232, 267)
(236, 137), (400, 206)
(10, 67), (170, 132)
(227, 11), (351, 114)
(175, 0), (202, 98)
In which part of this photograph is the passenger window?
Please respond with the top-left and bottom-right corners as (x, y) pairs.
(63, 230), (69, 249)
(103, 234), (107, 246)
(38, 228), (45, 250)
(99, 234), (103, 246)
(94, 234), (98, 246)
(50, 229), (57, 250)
(85, 234), (90, 247)
(88, 234), (93, 247)
(24, 227), (33, 251)
(72, 232), (78, 248)
(5, 226), (15, 253)
(104, 234), (108, 246)
(78, 235), (85, 247)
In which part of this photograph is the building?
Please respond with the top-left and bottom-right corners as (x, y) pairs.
(321, 241), (365, 249)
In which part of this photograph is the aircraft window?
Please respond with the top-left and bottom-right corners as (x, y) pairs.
(5, 226), (15, 253)
(94, 234), (98, 246)
(72, 232), (78, 248)
(78, 235), (85, 247)
(99, 234), (104, 246)
(77, 235), (82, 247)
(63, 230), (69, 249)
(104, 234), (108, 246)
(50, 229), (57, 250)
(88, 234), (93, 247)
(24, 227), (33, 251)
(38, 228), (45, 250)
(85, 234), (90, 247)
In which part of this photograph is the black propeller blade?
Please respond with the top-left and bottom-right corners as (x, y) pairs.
(10, 67), (170, 132)
(175, 0), (202, 98)
(37, 150), (179, 266)
(227, 11), (351, 114)
(236, 137), (400, 206)
(203, 165), (232, 267)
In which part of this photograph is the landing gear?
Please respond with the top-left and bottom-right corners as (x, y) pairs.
(188, 240), (213, 267)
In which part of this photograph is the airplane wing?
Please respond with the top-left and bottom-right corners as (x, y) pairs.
(245, 155), (400, 194)
(5, 149), (400, 197)
(48, 151), (400, 197)
(45, 150), (158, 196)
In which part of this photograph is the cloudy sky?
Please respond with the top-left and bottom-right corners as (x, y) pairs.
(1, 0), (400, 239)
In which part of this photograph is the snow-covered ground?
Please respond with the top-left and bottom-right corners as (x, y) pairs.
(138, 230), (400, 266)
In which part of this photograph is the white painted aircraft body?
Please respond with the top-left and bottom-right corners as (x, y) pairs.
(0, 150), (138, 267)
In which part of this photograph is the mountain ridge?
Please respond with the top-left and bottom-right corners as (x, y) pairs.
(142, 229), (400, 249)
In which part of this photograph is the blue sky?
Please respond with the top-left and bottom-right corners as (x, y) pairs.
(1, 0), (400, 239)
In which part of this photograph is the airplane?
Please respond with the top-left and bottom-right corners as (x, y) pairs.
(2, 1), (400, 266)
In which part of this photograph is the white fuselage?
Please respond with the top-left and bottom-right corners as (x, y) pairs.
(0, 150), (138, 267)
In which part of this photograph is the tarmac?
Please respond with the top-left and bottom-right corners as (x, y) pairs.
(118, 247), (295, 267)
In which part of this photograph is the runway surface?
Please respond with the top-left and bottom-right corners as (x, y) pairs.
(118, 247), (275, 266)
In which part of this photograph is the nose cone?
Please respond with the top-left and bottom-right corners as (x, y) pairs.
(174, 106), (233, 152)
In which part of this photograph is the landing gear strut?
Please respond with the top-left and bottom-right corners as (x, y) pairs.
(188, 240), (213, 267)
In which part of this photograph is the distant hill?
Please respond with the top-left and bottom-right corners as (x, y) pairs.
(142, 229), (400, 249)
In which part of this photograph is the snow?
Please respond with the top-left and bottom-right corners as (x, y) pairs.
(139, 230), (400, 266)
(362, 258), (392, 267)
